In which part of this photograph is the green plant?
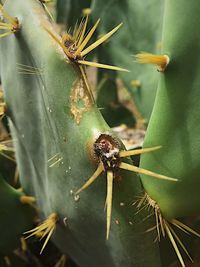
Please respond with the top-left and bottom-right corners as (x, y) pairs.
(137, 0), (200, 266)
(0, 1), (199, 267)
(0, 0), (162, 266)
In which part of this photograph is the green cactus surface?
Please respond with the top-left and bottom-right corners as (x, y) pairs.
(0, 0), (161, 266)
(91, 0), (164, 121)
(0, 174), (34, 255)
(140, 0), (200, 220)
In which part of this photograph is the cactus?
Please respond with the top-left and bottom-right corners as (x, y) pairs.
(0, 173), (35, 255)
(1, 0), (199, 266)
(138, 0), (200, 266)
(56, 0), (92, 26)
(91, 0), (164, 122)
(0, 0), (163, 266)
(140, 0), (200, 221)
(96, 78), (135, 127)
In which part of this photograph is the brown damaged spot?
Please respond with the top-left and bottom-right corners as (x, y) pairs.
(70, 78), (92, 124)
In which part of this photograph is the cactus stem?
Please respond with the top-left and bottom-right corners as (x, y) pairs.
(135, 52), (170, 72)
(24, 213), (58, 254)
(119, 162), (178, 182)
(20, 195), (36, 205)
(138, 193), (200, 267)
(0, 4), (20, 35)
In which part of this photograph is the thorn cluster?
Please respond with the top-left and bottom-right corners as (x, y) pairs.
(137, 193), (200, 267)
(76, 134), (177, 239)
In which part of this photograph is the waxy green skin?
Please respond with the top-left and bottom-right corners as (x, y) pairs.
(0, 174), (34, 254)
(140, 0), (200, 219)
(56, 0), (92, 27)
(0, 0), (161, 266)
(91, 0), (164, 121)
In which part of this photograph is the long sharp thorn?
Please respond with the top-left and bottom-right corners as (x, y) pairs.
(120, 146), (162, 158)
(155, 209), (160, 241)
(0, 22), (12, 26)
(0, 25), (12, 29)
(44, 27), (72, 58)
(0, 31), (13, 38)
(104, 195), (108, 212)
(168, 224), (193, 262)
(164, 221), (186, 267)
(171, 219), (200, 238)
(119, 162), (178, 182)
(159, 213), (165, 237)
(78, 60), (129, 72)
(43, 4), (54, 21)
(40, 227), (55, 254)
(75, 163), (104, 195)
(74, 19), (100, 56)
(79, 65), (95, 101)
(81, 23), (123, 57)
(77, 15), (88, 46)
(0, 5), (16, 24)
(106, 171), (114, 240)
